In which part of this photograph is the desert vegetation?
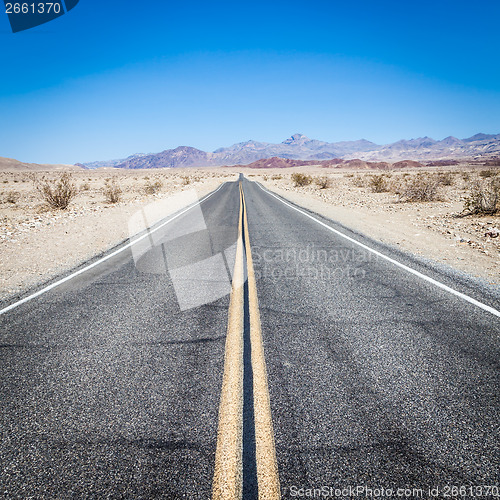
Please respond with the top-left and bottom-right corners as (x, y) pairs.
(33, 172), (78, 210)
(396, 174), (441, 202)
(369, 174), (391, 193)
(315, 176), (331, 189)
(292, 173), (312, 187)
(144, 179), (163, 195)
(462, 177), (499, 215)
(103, 179), (122, 204)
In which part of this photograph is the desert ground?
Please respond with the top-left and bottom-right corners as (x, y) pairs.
(0, 168), (237, 300)
(0, 164), (498, 302)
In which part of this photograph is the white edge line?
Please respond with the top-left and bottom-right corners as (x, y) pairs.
(0, 183), (225, 316)
(255, 182), (500, 318)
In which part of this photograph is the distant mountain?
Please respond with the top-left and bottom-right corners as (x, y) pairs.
(0, 156), (81, 171)
(76, 132), (500, 169)
(76, 153), (150, 170)
(355, 133), (500, 161)
(109, 134), (381, 169)
(115, 147), (216, 169)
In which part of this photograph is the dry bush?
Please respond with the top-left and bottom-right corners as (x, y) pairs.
(397, 174), (440, 202)
(462, 178), (499, 215)
(80, 182), (91, 191)
(479, 169), (498, 178)
(144, 180), (162, 195)
(438, 172), (454, 186)
(182, 176), (191, 185)
(292, 173), (312, 187)
(315, 176), (331, 189)
(271, 174), (283, 180)
(4, 190), (20, 204)
(103, 179), (122, 203)
(351, 175), (366, 188)
(34, 173), (77, 210)
(369, 174), (390, 193)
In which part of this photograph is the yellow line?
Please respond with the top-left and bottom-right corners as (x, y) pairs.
(213, 182), (280, 499)
(242, 189), (281, 499)
(212, 183), (245, 500)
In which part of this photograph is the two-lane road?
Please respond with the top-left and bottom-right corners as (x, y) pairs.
(1, 177), (498, 498)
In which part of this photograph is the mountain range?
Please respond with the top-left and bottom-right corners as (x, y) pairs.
(77, 133), (500, 170)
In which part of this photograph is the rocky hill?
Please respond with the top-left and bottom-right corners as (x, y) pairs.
(77, 132), (500, 169)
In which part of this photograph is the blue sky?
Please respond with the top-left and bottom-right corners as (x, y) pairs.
(0, 0), (499, 163)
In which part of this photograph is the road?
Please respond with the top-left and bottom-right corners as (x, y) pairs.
(1, 176), (499, 499)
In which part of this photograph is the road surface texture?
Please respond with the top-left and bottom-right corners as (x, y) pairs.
(1, 176), (499, 499)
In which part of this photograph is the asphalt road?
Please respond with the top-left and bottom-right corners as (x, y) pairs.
(1, 177), (499, 498)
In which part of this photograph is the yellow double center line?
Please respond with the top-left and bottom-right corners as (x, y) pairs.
(212, 183), (281, 500)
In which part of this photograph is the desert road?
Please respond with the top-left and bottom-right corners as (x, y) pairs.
(0, 176), (499, 498)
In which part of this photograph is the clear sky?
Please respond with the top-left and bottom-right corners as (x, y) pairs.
(0, 0), (499, 164)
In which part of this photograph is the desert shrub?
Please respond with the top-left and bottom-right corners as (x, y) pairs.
(144, 180), (162, 195)
(271, 175), (283, 180)
(4, 190), (20, 204)
(35, 173), (77, 209)
(438, 172), (454, 186)
(292, 173), (312, 187)
(80, 182), (91, 191)
(397, 174), (440, 202)
(369, 174), (390, 193)
(3, 180), (8, 184)
(315, 176), (331, 189)
(351, 175), (366, 187)
(479, 169), (498, 178)
(103, 179), (122, 203)
(344, 173), (354, 178)
(182, 176), (191, 185)
(462, 178), (499, 215)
